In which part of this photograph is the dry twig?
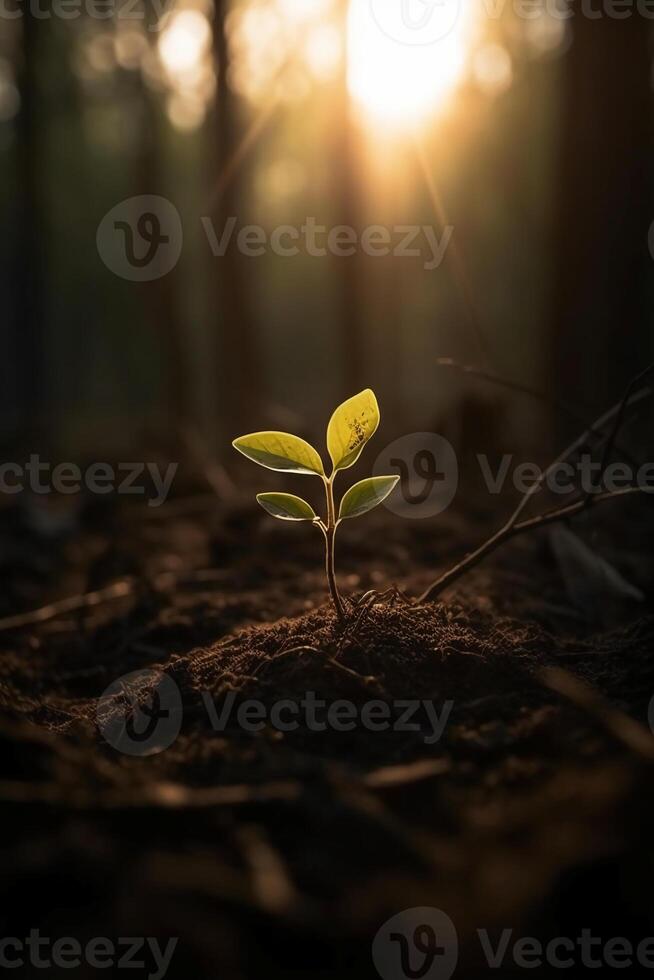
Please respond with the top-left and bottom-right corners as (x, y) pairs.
(418, 376), (652, 603)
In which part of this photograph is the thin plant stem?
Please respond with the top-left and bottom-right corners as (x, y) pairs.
(318, 476), (345, 622)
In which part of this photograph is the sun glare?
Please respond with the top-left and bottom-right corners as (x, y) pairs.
(347, 0), (475, 127)
(157, 7), (214, 131)
(158, 10), (211, 78)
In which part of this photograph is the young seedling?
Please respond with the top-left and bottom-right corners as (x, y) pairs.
(233, 389), (399, 623)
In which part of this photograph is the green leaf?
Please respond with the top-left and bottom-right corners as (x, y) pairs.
(327, 389), (380, 472)
(338, 476), (399, 521)
(233, 432), (325, 476)
(257, 493), (317, 522)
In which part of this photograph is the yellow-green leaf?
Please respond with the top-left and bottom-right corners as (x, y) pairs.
(257, 493), (317, 522)
(326, 389), (380, 472)
(339, 476), (399, 521)
(233, 432), (325, 476)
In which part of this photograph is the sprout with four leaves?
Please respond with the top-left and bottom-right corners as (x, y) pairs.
(232, 390), (399, 622)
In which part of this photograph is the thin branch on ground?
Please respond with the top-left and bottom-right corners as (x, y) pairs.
(418, 488), (644, 603)
(537, 666), (654, 764)
(581, 362), (654, 511)
(0, 579), (136, 633)
(0, 566), (234, 635)
(503, 385), (650, 532)
(253, 645), (320, 677)
(418, 370), (652, 603)
(363, 758), (450, 789)
(236, 825), (298, 915)
(513, 487), (642, 535)
(325, 656), (386, 695)
(0, 778), (302, 810)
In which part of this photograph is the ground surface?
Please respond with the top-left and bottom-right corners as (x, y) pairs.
(1, 487), (654, 978)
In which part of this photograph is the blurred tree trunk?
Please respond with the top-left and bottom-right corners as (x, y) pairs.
(551, 18), (652, 433)
(138, 4), (187, 439)
(133, 0), (191, 444)
(13, 10), (47, 450)
(333, 0), (365, 397)
(210, 0), (262, 439)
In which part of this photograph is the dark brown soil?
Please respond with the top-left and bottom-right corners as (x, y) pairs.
(1, 490), (654, 978)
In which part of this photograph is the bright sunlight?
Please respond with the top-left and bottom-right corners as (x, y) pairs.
(347, 0), (476, 127)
